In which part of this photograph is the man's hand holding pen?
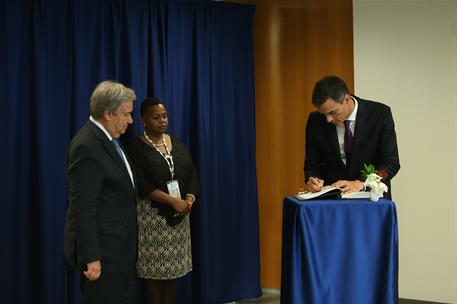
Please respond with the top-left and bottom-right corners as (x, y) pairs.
(307, 176), (324, 192)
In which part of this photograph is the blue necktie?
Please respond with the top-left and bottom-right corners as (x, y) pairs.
(112, 139), (123, 159)
(112, 139), (134, 187)
(344, 120), (353, 162)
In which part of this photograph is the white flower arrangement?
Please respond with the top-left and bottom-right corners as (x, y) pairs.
(361, 164), (389, 202)
(364, 173), (388, 194)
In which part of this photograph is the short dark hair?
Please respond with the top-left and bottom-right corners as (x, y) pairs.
(140, 97), (166, 117)
(311, 75), (349, 107)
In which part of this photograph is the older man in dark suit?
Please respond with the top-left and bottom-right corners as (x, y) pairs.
(64, 80), (137, 303)
(304, 75), (400, 199)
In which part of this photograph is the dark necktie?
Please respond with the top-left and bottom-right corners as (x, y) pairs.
(344, 120), (353, 162)
(112, 139), (124, 159)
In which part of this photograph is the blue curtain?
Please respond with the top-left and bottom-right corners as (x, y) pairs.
(0, 1), (261, 303)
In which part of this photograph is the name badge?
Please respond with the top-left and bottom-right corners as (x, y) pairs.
(167, 180), (181, 199)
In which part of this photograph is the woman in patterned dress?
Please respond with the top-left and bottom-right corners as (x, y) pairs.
(126, 97), (198, 304)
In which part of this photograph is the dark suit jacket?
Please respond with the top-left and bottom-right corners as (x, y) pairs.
(64, 121), (137, 273)
(304, 96), (400, 199)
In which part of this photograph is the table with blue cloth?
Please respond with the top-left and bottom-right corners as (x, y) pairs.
(280, 197), (398, 304)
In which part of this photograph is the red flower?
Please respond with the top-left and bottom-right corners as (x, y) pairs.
(376, 169), (388, 181)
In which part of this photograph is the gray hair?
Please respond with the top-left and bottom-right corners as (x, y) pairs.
(90, 80), (137, 119)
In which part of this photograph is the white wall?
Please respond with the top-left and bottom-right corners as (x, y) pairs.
(353, 0), (457, 303)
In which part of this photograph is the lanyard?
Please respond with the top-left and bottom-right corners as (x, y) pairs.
(144, 131), (175, 180)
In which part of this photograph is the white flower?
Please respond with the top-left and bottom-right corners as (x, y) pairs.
(364, 173), (388, 193)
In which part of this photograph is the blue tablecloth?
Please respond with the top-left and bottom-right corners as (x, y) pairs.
(281, 197), (398, 304)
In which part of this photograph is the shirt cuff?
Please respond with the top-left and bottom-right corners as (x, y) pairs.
(186, 194), (196, 203)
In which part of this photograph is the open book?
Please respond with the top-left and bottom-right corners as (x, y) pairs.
(294, 185), (374, 200)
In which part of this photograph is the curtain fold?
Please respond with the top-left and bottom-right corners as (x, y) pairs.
(0, 1), (260, 303)
(165, 2), (261, 303)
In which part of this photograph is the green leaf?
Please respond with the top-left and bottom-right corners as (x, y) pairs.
(361, 163), (377, 180)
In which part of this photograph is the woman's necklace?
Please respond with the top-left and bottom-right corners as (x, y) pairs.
(143, 130), (165, 147)
(143, 130), (175, 179)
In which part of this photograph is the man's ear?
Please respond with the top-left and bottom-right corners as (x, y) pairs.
(342, 94), (350, 105)
(103, 110), (112, 121)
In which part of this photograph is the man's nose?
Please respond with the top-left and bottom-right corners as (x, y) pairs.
(128, 114), (133, 124)
(326, 115), (333, 123)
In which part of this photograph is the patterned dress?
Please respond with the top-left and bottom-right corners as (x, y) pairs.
(126, 135), (198, 279)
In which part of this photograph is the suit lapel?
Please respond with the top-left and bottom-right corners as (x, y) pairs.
(101, 140), (127, 169)
(326, 122), (346, 168)
(102, 139), (136, 189)
(87, 121), (134, 187)
(349, 97), (367, 173)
